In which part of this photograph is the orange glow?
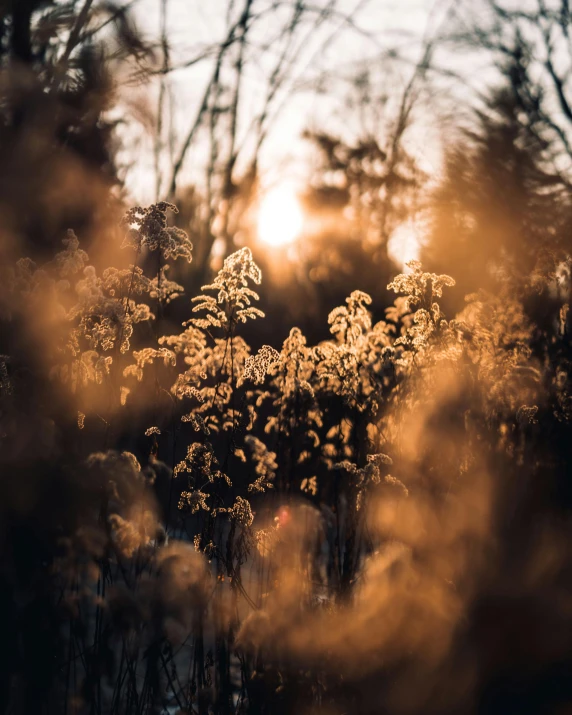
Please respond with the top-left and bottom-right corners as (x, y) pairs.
(257, 184), (304, 247)
(387, 221), (421, 268)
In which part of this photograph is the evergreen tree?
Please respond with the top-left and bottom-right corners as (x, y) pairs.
(424, 54), (572, 310)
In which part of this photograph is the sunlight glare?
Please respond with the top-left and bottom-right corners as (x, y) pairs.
(387, 221), (422, 269)
(257, 184), (303, 247)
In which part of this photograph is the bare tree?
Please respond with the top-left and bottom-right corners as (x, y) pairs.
(447, 0), (572, 177)
(138, 0), (394, 283)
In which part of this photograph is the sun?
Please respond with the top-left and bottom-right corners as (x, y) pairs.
(257, 184), (303, 247)
(387, 221), (422, 269)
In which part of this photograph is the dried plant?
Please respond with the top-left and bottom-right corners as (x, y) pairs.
(0, 198), (570, 715)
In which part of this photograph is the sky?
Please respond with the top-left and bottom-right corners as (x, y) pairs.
(115, 0), (498, 265)
(122, 0), (463, 201)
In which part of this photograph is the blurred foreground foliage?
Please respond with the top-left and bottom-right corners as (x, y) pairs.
(1, 188), (572, 714)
